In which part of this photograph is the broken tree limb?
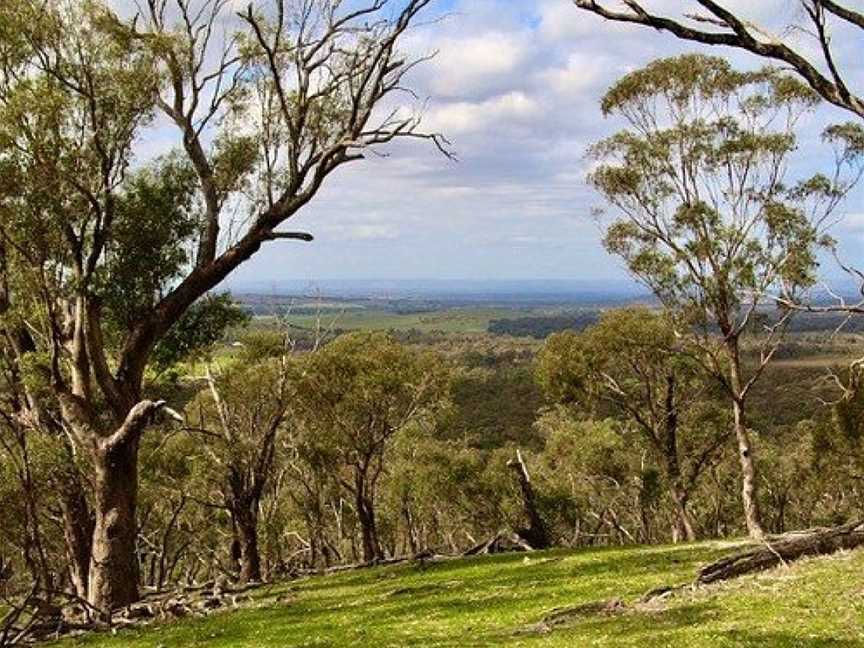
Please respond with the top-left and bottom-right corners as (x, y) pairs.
(697, 520), (864, 584)
(465, 450), (555, 557)
(507, 449), (552, 550)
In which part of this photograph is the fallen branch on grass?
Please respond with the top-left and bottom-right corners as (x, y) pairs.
(696, 520), (864, 584)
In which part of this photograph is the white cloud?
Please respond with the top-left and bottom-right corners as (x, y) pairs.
(425, 92), (542, 135)
(320, 224), (400, 242)
(539, 53), (609, 97)
(538, 0), (620, 41)
(429, 32), (532, 98)
(187, 0), (864, 282)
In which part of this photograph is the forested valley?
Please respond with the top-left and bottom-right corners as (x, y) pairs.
(3, 0), (864, 646)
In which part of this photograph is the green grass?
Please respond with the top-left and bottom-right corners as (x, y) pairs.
(60, 541), (864, 647)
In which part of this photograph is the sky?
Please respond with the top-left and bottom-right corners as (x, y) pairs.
(137, 0), (864, 288)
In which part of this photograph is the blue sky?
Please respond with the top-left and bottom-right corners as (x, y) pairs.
(140, 0), (864, 287)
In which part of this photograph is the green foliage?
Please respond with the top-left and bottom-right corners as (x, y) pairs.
(538, 412), (633, 486)
(186, 357), (291, 471)
(292, 332), (452, 463)
(98, 156), (200, 330)
(210, 134), (259, 199)
(537, 307), (690, 411)
(600, 54), (817, 117)
(388, 433), (512, 541)
(445, 364), (543, 450)
(821, 370), (864, 484)
(589, 55), (842, 324)
(234, 330), (290, 363)
(151, 294), (250, 372)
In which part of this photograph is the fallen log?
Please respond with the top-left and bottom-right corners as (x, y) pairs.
(697, 520), (864, 585)
(294, 550), (446, 576)
(463, 531), (535, 556)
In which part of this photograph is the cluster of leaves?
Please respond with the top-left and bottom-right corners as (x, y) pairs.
(590, 54), (864, 321)
(151, 294), (250, 372)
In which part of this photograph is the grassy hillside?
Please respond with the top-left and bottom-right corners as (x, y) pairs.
(61, 542), (864, 647)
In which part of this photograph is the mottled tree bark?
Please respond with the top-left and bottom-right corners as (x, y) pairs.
(727, 342), (765, 540)
(732, 398), (764, 540)
(88, 437), (141, 615)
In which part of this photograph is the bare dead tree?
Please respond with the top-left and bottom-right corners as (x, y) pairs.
(507, 449), (552, 549)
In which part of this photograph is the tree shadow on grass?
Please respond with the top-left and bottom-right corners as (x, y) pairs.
(298, 543), (731, 593)
(717, 630), (864, 647)
(65, 546), (748, 647)
(228, 546), (733, 645)
(474, 602), (864, 648)
(496, 603), (717, 647)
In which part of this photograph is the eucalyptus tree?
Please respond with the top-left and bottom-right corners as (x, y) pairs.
(0, 0), (445, 613)
(588, 55), (862, 538)
(537, 308), (728, 542)
(188, 357), (293, 584)
(291, 332), (451, 563)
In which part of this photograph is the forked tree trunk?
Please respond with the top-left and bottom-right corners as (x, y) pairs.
(669, 488), (696, 543)
(665, 453), (695, 543)
(88, 438), (141, 615)
(733, 399), (764, 539)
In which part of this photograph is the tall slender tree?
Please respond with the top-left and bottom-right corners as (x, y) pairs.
(292, 333), (451, 563)
(587, 55), (861, 538)
(189, 357), (294, 584)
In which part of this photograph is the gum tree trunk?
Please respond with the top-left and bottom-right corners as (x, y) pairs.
(732, 398), (764, 539)
(231, 502), (262, 583)
(726, 341), (765, 540)
(657, 374), (696, 543)
(355, 483), (382, 563)
(88, 437), (141, 615)
(669, 486), (696, 543)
